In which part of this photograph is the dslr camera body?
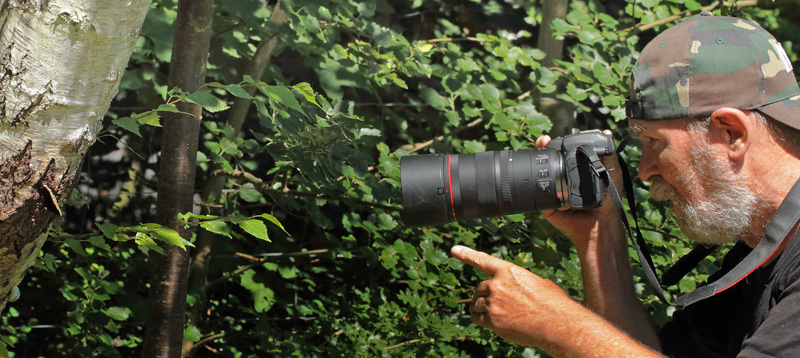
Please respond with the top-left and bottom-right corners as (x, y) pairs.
(400, 130), (615, 227)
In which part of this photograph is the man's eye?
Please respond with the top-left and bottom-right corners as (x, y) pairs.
(645, 136), (657, 143)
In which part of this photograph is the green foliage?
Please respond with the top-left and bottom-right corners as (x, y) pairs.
(4, 0), (797, 357)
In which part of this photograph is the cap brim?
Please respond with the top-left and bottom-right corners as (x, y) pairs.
(756, 96), (800, 131)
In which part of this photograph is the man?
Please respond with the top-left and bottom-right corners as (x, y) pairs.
(451, 13), (800, 357)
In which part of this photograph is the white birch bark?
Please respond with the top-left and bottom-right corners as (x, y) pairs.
(0, 0), (151, 310)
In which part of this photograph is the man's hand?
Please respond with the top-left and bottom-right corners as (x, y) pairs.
(451, 245), (665, 357)
(534, 132), (625, 252)
(451, 245), (582, 348)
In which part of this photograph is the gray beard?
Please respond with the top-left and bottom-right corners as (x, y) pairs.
(648, 144), (768, 245)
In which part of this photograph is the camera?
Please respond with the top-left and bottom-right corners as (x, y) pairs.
(400, 130), (615, 227)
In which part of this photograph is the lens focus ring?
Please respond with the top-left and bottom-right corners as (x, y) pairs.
(500, 151), (513, 208)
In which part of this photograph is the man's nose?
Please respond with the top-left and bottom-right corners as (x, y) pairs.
(638, 148), (658, 182)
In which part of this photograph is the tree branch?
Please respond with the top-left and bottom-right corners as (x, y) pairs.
(400, 118), (484, 154)
(204, 250), (331, 289)
(620, 0), (759, 36)
(220, 169), (402, 211)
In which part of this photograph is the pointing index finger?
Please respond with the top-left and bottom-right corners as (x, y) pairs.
(451, 245), (513, 277)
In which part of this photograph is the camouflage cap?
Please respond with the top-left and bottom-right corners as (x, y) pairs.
(626, 13), (800, 130)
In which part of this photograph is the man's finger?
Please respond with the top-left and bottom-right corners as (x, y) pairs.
(471, 295), (490, 313)
(534, 135), (552, 149)
(451, 245), (514, 277)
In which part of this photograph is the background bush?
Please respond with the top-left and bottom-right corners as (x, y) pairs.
(3, 0), (798, 357)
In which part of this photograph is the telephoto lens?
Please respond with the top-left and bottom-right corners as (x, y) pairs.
(400, 130), (614, 227)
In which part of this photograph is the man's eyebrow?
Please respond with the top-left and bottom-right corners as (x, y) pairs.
(626, 123), (646, 138)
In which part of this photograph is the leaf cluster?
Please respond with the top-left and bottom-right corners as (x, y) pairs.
(3, 1), (797, 357)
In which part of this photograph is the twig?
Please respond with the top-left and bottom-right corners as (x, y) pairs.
(190, 332), (227, 354)
(205, 249), (332, 289)
(419, 37), (484, 44)
(620, 1), (758, 36)
(235, 249), (330, 260)
(205, 261), (264, 289)
(401, 118), (484, 153)
(220, 169), (402, 211)
(386, 339), (423, 350)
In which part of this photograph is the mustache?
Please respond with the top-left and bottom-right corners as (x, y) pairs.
(648, 177), (681, 202)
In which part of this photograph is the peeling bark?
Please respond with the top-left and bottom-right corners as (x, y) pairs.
(0, 0), (151, 311)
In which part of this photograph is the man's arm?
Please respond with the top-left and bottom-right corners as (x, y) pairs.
(451, 246), (663, 357)
(534, 134), (661, 349)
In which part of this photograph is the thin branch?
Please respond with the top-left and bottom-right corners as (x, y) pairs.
(197, 333), (226, 347)
(220, 169), (402, 211)
(205, 249), (332, 289)
(401, 118), (484, 154)
(386, 339), (423, 350)
(419, 37), (484, 44)
(205, 261), (264, 289)
(189, 332), (227, 355)
(620, 1), (758, 36)
(236, 249), (329, 260)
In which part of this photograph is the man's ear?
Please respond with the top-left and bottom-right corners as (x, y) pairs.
(709, 107), (753, 161)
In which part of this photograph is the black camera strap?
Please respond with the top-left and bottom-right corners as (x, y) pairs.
(580, 141), (800, 307)
(673, 177), (800, 306)
(577, 143), (668, 303)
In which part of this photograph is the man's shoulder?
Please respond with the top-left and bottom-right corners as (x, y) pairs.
(769, 229), (800, 289)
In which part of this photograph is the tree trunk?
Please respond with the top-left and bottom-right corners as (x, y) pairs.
(141, 0), (213, 357)
(0, 0), (151, 311)
(536, 0), (575, 137)
(182, 3), (289, 356)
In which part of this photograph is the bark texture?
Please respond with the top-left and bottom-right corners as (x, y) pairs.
(0, 0), (150, 311)
(183, 4), (289, 356)
(536, 0), (575, 137)
(140, 0), (213, 357)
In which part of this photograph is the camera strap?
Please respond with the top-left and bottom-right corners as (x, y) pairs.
(577, 142), (668, 303)
(580, 141), (800, 307)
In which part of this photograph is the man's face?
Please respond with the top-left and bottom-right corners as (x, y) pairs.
(629, 119), (766, 245)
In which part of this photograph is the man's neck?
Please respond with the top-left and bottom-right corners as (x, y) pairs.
(741, 147), (800, 248)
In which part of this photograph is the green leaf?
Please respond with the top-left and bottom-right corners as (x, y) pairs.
(219, 137), (240, 155)
(240, 270), (275, 313)
(293, 82), (321, 108)
(184, 325), (203, 342)
(156, 103), (181, 113)
(224, 84), (255, 99)
(261, 214), (289, 235)
(96, 223), (119, 240)
(185, 90), (230, 112)
(318, 6), (332, 20)
(239, 219), (269, 241)
(260, 86), (302, 113)
(593, 62), (618, 86)
(200, 221), (232, 238)
(420, 86), (446, 110)
(679, 277), (697, 293)
(456, 57), (480, 72)
(134, 232), (164, 254)
(150, 227), (193, 250)
(64, 239), (87, 257)
(463, 140), (486, 153)
(278, 266), (299, 279)
(135, 111), (162, 127)
(239, 184), (263, 202)
(359, 128), (381, 137)
(88, 235), (112, 252)
(104, 307), (130, 321)
(112, 117), (141, 137)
